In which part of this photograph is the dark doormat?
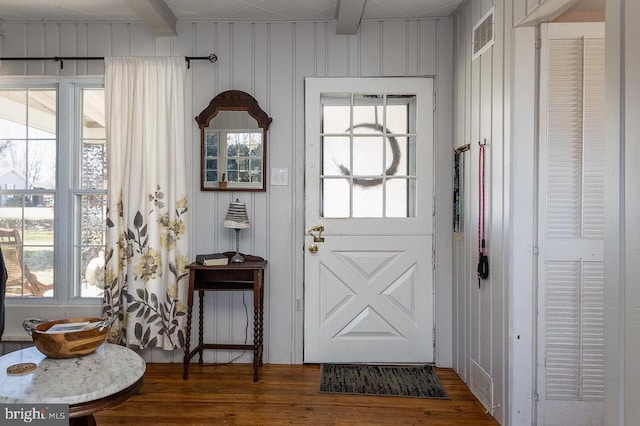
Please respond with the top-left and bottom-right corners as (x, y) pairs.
(319, 364), (449, 399)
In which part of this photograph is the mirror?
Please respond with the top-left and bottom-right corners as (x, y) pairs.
(196, 90), (272, 191)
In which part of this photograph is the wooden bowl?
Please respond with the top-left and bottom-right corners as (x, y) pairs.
(30, 317), (109, 359)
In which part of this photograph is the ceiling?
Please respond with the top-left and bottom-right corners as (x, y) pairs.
(0, 0), (604, 37)
(0, 0), (462, 23)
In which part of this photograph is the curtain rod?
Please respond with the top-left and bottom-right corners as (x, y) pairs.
(0, 54), (218, 70)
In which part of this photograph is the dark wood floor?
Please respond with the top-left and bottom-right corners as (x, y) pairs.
(94, 363), (498, 425)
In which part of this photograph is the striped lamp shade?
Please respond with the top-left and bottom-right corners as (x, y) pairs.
(222, 199), (251, 229)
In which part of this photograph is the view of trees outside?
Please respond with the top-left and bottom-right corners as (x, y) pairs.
(226, 132), (263, 183)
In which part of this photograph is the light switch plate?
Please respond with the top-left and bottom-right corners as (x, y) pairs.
(271, 168), (288, 186)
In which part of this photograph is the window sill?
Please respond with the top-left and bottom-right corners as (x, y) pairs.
(0, 334), (32, 342)
(3, 304), (103, 343)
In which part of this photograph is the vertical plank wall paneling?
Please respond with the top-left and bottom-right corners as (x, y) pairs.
(0, 18), (453, 368)
(267, 21), (295, 364)
(605, 1), (640, 423)
(382, 20), (408, 75)
(452, 0), (514, 423)
(358, 21), (382, 76)
(291, 22), (315, 359)
(435, 17), (454, 371)
(491, 0), (510, 416)
(468, 0), (482, 378)
(453, 2), (473, 383)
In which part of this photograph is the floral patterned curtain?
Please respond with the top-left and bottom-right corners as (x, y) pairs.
(102, 57), (189, 350)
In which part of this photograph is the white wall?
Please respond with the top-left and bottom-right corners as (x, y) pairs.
(452, 0), (515, 424)
(604, 1), (640, 424)
(0, 19), (453, 366)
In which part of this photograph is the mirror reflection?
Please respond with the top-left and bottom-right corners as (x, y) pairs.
(197, 90), (272, 191)
(204, 111), (263, 188)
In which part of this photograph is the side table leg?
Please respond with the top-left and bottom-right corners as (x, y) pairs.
(199, 290), (205, 365)
(253, 301), (259, 382)
(258, 285), (264, 367)
(183, 304), (192, 380)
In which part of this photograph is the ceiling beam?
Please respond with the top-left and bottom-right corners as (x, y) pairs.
(335, 0), (367, 35)
(124, 0), (177, 37)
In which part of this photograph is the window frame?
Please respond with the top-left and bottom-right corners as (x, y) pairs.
(0, 77), (105, 330)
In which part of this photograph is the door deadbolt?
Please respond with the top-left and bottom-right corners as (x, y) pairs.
(307, 226), (325, 242)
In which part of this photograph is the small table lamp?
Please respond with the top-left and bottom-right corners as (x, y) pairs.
(222, 199), (251, 263)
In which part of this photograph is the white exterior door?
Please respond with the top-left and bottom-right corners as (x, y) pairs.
(537, 23), (605, 426)
(303, 77), (434, 363)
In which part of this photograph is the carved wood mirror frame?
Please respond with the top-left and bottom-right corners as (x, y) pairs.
(196, 90), (272, 191)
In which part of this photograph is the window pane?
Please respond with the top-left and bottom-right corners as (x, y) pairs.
(0, 140), (28, 189)
(386, 179), (413, 218)
(205, 132), (219, 156)
(388, 136), (408, 175)
(204, 132), (219, 183)
(224, 132), (262, 184)
(0, 90), (27, 139)
(77, 87), (106, 298)
(0, 87), (57, 298)
(23, 203), (54, 244)
(250, 159), (262, 182)
(322, 136), (350, 176)
(81, 87), (106, 190)
(82, 89), (105, 139)
(353, 136), (383, 175)
(322, 94), (351, 133)
(0, 200), (22, 228)
(238, 159), (250, 183)
(81, 195), (106, 244)
(353, 94), (383, 134)
(0, 224), (54, 298)
(23, 245), (54, 297)
(81, 247), (105, 298)
(27, 90), (56, 139)
(24, 205), (55, 297)
(353, 184), (383, 218)
(387, 103), (410, 134)
(29, 139), (56, 189)
(82, 142), (106, 190)
(77, 192), (106, 298)
(322, 178), (350, 218)
(247, 133), (262, 156)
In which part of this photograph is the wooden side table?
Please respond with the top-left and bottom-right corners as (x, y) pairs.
(183, 254), (267, 382)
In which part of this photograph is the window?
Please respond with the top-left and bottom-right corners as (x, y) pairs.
(320, 93), (417, 218)
(0, 79), (106, 301)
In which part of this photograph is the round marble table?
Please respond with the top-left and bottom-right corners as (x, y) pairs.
(0, 343), (145, 426)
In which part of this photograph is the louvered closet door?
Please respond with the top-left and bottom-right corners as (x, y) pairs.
(537, 23), (605, 426)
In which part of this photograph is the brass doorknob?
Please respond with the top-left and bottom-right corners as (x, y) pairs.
(308, 244), (318, 254)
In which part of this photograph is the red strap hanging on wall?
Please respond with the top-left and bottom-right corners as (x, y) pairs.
(477, 139), (489, 288)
